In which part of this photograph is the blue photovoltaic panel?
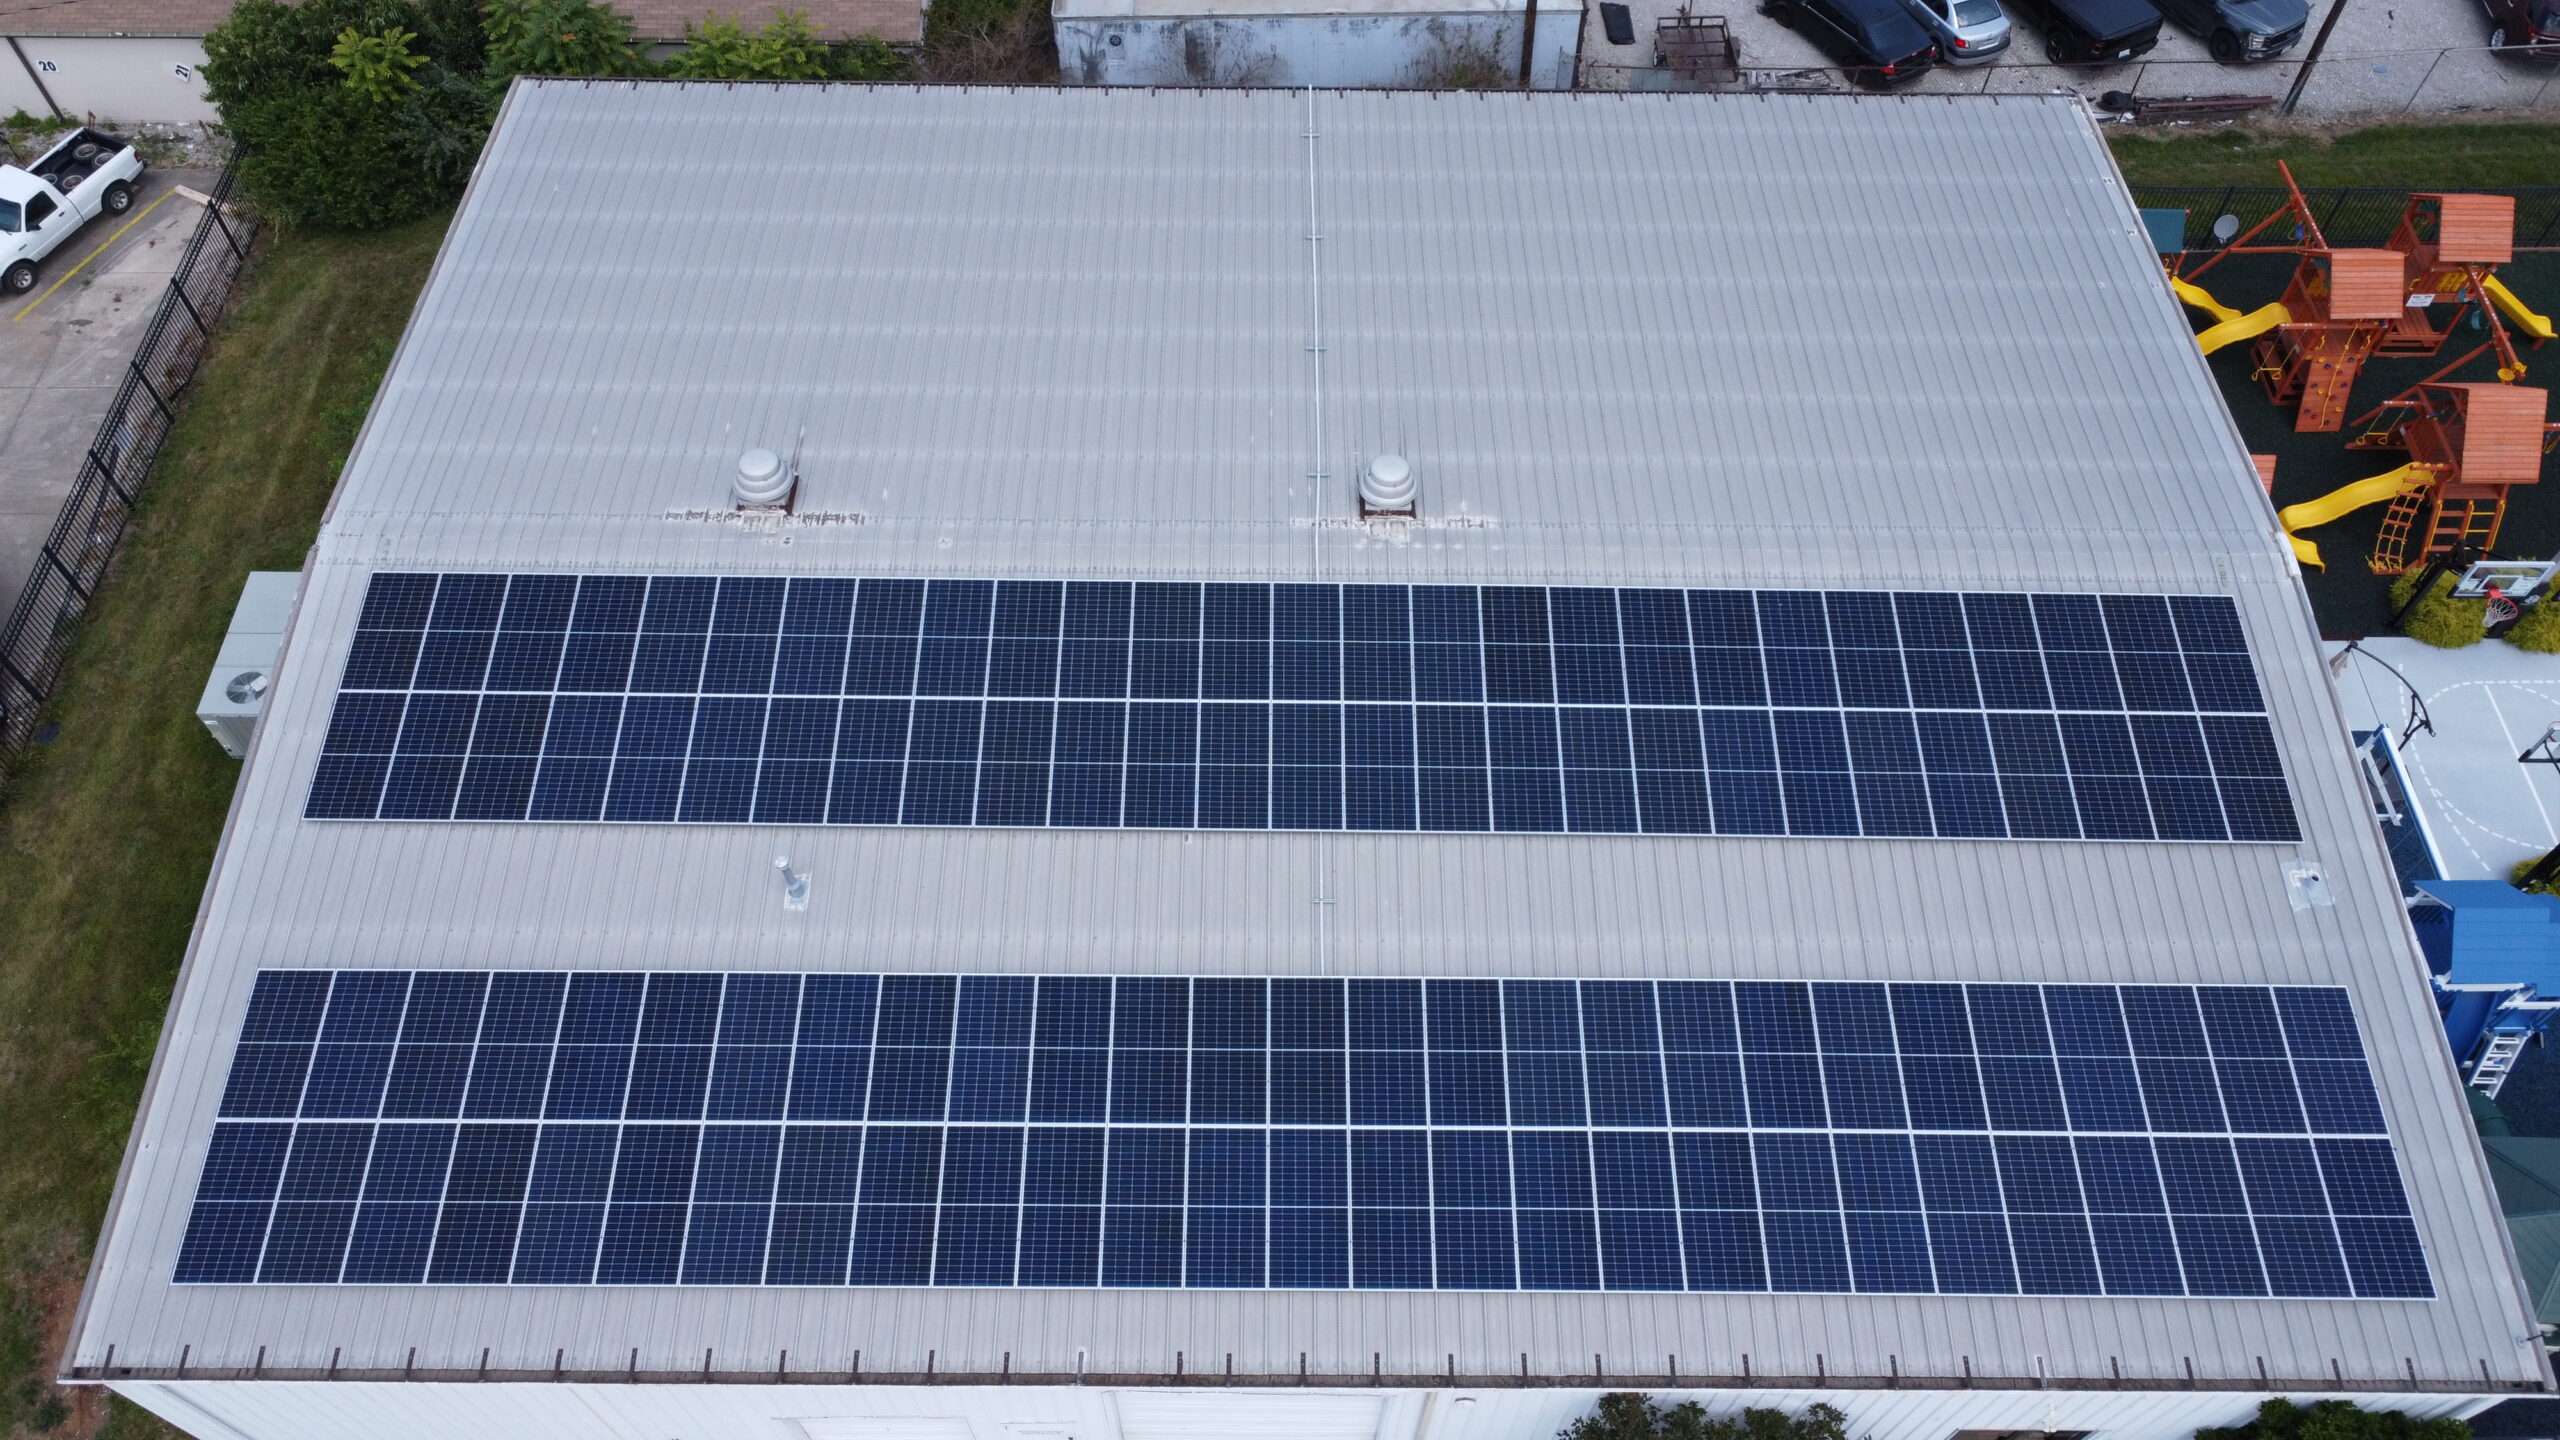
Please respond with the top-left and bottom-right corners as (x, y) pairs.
(178, 973), (2424, 1298)
(305, 576), (2299, 843)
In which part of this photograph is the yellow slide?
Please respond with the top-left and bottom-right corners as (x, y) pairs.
(2199, 302), (2291, 356)
(2170, 274), (2242, 325)
(2485, 275), (2557, 343)
(2276, 463), (2434, 569)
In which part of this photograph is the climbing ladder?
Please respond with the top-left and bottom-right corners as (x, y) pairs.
(2473, 1030), (2530, 1097)
(2371, 488), (2500, 575)
(2256, 319), (2388, 432)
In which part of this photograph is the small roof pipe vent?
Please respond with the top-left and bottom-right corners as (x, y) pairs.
(1360, 452), (1415, 516)
(735, 446), (795, 509)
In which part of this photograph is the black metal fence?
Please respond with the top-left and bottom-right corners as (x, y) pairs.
(2128, 184), (2560, 252)
(0, 152), (261, 754)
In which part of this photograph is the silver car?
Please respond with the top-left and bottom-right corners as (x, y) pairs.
(1901, 0), (2011, 60)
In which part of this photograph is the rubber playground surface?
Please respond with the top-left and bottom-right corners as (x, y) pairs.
(2189, 248), (2560, 637)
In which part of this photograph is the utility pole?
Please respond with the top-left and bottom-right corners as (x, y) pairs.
(2281, 0), (2349, 114)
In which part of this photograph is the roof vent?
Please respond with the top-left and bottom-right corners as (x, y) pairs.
(734, 446), (795, 509)
(1360, 452), (1416, 516)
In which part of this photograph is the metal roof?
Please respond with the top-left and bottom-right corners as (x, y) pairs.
(67, 79), (2550, 1397)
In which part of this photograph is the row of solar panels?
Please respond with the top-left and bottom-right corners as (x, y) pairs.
(337, 579), (2263, 715)
(176, 1120), (2427, 1298)
(235, 973), (2371, 1060)
(218, 974), (2383, 1135)
(354, 576), (2253, 653)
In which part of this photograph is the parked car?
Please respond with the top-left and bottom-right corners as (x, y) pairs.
(0, 127), (143, 296)
(1762, 0), (1939, 83)
(2150, 0), (2306, 61)
(2008, 0), (2161, 61)
(2482, 0), (2560, 56)
(1899, 0), (2012, 62)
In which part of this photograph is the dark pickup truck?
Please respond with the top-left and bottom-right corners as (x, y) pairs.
(2153, 0), (2308, 61)
(2011, 0), (2162, 61)
(1763, 0), (1939, 84)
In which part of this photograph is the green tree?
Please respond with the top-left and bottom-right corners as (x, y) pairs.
(2197, 1398), (2467, 1440)
(330, 25), (428, 102)
(665, 9), (832, 78)
(1561, 1394), (1848, 1440)
(828, 33), (915, 79)
(202, 0), (489, 229)
(483, 0), (647, 80)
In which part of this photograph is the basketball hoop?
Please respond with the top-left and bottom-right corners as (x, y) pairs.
(2487, 585), (2521, 629)
(2524, 722), (2560, 769)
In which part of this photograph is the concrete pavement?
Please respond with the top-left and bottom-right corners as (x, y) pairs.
(0, 163), (212, 628)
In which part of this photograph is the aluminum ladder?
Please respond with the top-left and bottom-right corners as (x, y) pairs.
(2473, 1030), (2530, 1097)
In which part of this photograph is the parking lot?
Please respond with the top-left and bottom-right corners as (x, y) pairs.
(1576, 0), (2560, 113)
(0, 163), (211, 626)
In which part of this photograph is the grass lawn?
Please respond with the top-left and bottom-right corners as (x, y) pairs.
(2110, 120), (2560, 188)
(0, 209), (449, 1440)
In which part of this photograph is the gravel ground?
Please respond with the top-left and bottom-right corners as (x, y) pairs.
(1574, 0), (2560, 114)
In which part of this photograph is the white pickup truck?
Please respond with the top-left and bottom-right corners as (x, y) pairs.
(1, 127), (145, 296)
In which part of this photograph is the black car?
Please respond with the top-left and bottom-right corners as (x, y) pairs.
(2008, 0), (2162, 61)
(1763, 0), (1939, 83)
(2151, 0), (2308, 61)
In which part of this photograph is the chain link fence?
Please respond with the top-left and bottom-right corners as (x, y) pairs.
(2131, 183), (2560, 250)
(1581, 44), (2560, 114)
(0, 151), (261, 755)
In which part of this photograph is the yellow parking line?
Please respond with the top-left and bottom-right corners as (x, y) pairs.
(11, 189), (175, 322)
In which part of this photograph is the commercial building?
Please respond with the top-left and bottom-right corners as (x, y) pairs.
(62, 80), (2551, 1440)
(1053, 0), (1581, 89)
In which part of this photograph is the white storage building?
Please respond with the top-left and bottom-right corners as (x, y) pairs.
(62, 79), (2553, 1440)
(1053, 0), (1582, 90)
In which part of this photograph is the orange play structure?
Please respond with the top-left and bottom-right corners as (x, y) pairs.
(2377, 192), (2537, 377)
(2342, 382), (2559, 573)
(2179, 164), (2410, 432)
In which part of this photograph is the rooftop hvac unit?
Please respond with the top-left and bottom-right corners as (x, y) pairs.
(196, 571), (301, 759)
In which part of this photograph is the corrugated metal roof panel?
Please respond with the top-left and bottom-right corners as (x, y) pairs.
(65, 81), (2546, 1396)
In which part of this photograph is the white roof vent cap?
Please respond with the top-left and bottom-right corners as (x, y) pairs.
(735, 447), (794, 508)
(1361, 452), (1416, 515)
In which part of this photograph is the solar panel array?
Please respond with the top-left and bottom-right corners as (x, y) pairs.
(178, 972), (2426, 1298)
(305, 575), (2299, 843)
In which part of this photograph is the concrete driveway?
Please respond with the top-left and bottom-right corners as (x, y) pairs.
(0, 163), (213, 627)
(1575, 0), (2560, 113)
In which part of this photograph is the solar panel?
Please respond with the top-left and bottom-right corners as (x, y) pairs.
(178, 973), (2424, 1297)
(306, 577), (2300, 843)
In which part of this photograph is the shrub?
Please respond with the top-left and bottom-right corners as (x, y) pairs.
(2507, 595), (2560, 654)
(665, 10), (832, 79)
(829, 34), (917, 80)
(2196, 1398), (2467, 1440)
(2389, 569), (2487, 649)
(1561, 1394), (1848, 1440)
(483, 0), (648, 80)
(202, 0), (489, 229)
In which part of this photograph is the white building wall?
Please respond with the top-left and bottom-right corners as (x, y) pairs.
(0, 37), (217, 126)
(1056, 10), (1579, 88)
(105, 1378), (2503, 1440)
(0, 44), (46, 121)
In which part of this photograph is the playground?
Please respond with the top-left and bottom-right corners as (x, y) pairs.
(2163, 181), (2560, 635)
